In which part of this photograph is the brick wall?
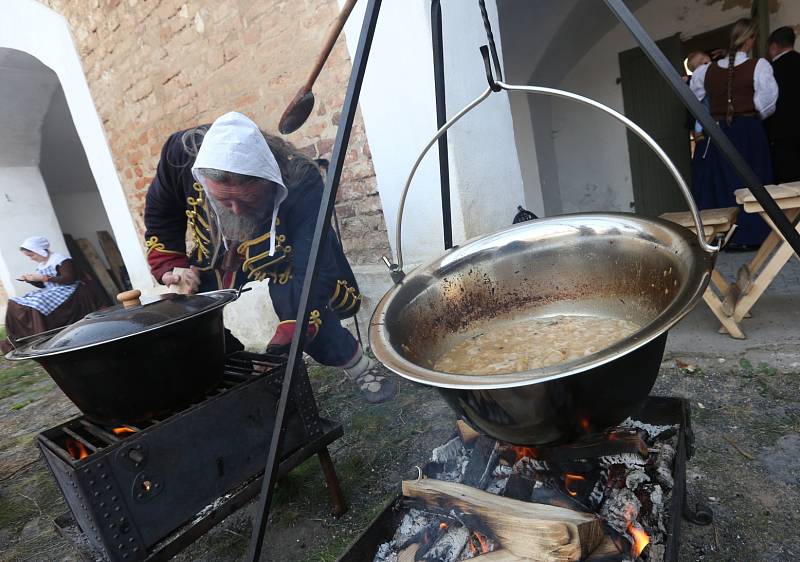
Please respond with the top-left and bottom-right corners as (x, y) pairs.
(39, 0), (389, 264)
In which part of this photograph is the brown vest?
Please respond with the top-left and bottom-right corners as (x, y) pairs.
(704, 58), (757, 119)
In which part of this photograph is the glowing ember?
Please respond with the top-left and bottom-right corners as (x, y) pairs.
(628, 522), (650, 557)
(513, 446), (540, 462)
(439, 522), (448, 530)
(112, 426), (138, 436)
(564, 473), (587, 497)
(579, 417), (591, 432)
(65, 438), (89, 460)
(475, 531), (492, 554)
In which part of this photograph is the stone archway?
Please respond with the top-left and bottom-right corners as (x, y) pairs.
(0, 1), (151, 299)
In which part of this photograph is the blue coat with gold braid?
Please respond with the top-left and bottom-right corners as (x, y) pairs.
(144, 129), (362, 366)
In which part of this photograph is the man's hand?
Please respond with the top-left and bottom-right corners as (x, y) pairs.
(18, 273), (48, 283)
(162, 266), (201, 294)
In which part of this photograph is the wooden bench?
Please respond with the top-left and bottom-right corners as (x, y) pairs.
(723, 182), (800, 336)
(660, 207), (745, 338)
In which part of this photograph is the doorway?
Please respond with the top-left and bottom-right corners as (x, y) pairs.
(619, 34), (691, 217)
(618, 23), (739, 218)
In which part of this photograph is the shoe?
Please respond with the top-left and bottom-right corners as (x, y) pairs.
(344, 352), (398, 404)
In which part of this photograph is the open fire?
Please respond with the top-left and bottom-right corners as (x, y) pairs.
(629, 522), (651, 557)
(111, 425), (138, 436)
(65, 438), (89, 460)
(373, 414), (677, 562)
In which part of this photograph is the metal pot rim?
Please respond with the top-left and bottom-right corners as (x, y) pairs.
(5, 289), (238, 361)
(369, 213), (714, 390)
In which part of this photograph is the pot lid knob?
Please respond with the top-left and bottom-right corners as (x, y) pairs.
(117, 289), (142, 309)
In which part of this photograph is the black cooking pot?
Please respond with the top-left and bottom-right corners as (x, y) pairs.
(5, 289), (238, 425)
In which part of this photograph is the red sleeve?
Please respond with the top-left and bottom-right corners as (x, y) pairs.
(147, 248), (190, 284)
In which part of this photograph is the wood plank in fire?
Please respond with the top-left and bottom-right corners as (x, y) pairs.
(402, 479), (604, 562)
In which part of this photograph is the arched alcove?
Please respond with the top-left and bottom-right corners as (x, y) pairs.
(0, 0), (151, 300)
(0, 48), (117, 297)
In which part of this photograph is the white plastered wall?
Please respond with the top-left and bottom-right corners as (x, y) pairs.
(1, 0), (151, 296)
(0, 168), (67, 296)
(0, 61), (63, 297)
(339, 0), (526, 265)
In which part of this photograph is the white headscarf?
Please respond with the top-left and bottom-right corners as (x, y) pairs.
(20, 236), (49, 257)
(191, 112), (288, 256)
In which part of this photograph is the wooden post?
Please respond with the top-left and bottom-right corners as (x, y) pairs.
(97, 231), (127, 291)
(75, 238), (119, 303)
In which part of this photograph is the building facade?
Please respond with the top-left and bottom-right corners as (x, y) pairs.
(2, 0), (799, 346)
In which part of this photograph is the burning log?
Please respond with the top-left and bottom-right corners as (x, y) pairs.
(466, 550), (526, 561)
(529, 483), (591, 514)
(402, 479), (604, 561)
(502, 472), (536, 501)
(600, 488), (641, 535)
(421, 524), (470, 560)
(542, 431), (649, 463)
(584, 536), (625, 562)
(462, 436), (500, 489)
(430, 437), (469, 482)
(654, 443), (676, 489)
(398, 543), (419, 562)
(457, 419), (481, 445)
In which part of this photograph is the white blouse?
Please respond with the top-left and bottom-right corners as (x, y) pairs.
(690, 51), (778, 119)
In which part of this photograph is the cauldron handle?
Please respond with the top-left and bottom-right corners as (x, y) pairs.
(390, 81), (719, 281)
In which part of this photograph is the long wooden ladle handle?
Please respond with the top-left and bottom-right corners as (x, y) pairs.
(300, 0), (358, 91)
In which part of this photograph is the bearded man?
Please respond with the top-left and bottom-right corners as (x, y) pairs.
(143, 112), (396, 403)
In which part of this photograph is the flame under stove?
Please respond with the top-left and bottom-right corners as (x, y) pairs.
(38, 352), (344, 562)
(347, 397), (703, 562)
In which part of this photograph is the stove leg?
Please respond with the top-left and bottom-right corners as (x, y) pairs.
(318, 448), (348, 518)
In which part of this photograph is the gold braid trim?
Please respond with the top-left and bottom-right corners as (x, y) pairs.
(329, 280), (361, 312)
(276, 310), (321, 328)
(145, 236), (185, 256)
(342, 287), (362, 313)
(238, 229), (291, 282)
(186, 183), (211, 261)
(330, 279), (346, 308)
(265, 266), (292, 285)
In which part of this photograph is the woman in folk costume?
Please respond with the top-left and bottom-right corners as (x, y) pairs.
(143, 112), (397, 403)
(690, 18), (778, 250)
(2, 236), (102, 353)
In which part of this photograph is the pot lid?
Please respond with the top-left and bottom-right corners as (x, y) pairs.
(6, 289), (237, 359)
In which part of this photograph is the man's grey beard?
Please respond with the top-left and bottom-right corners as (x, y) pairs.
(211, 201), (266, 242)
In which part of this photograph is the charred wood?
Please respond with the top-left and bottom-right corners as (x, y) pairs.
(462, 437), (500, 490)
(402, 479), (604, 561)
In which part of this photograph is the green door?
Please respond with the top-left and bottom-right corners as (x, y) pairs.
(619, 34), (691, 216)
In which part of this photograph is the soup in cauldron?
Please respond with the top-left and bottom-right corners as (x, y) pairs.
(433, 314), (641, 375)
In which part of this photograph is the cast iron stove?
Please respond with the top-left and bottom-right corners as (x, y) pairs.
(37, 351), (345, 562)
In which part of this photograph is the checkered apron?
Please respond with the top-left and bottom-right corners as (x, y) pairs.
(10, 256), (78, 315)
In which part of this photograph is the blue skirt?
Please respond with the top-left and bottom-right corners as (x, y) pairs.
(691, 116), (773, 246)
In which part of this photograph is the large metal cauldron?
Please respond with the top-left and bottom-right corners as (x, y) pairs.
(5, 289), (238, 425)
(369, 81), (719, 446)
(370, 214), (713, 445)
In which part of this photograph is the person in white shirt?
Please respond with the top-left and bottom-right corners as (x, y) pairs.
(689, 18), (778, 250)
